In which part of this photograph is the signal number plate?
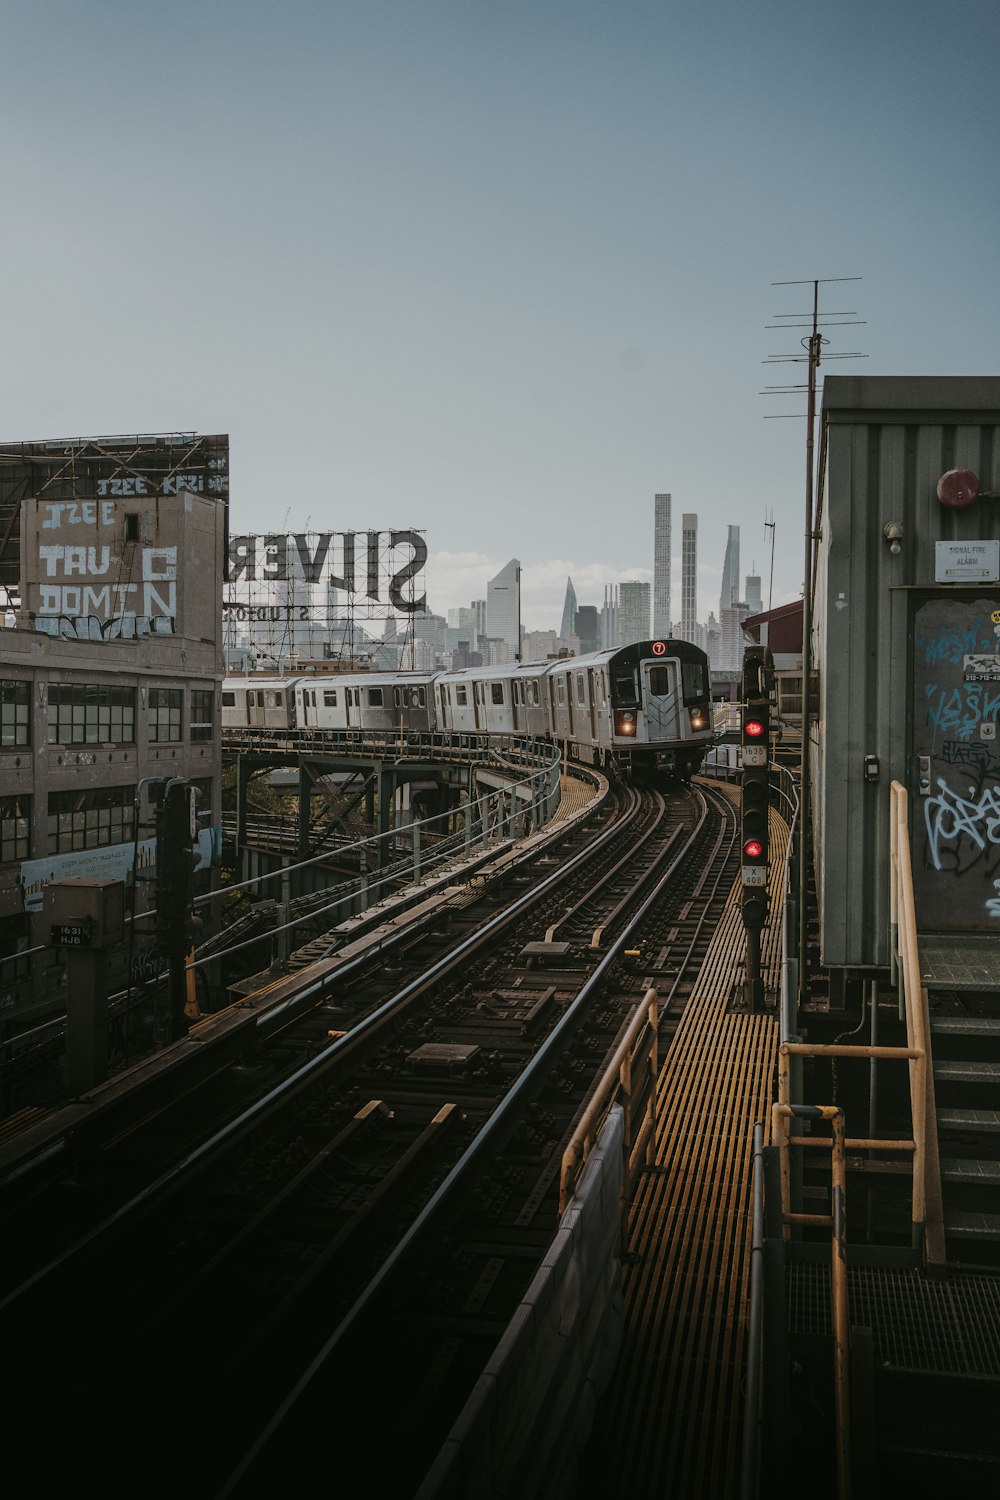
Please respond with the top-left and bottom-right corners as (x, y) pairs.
(741, 867), (767, 886)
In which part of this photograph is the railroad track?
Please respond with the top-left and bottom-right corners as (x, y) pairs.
(1, 776), (739, 1499)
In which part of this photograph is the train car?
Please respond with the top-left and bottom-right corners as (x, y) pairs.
(294, 671), (438, 735)
(547, 638), (712, 779)
(221, 676), (303, 730)
(221, 636), (713, 779)
(436, 660), (551, 739)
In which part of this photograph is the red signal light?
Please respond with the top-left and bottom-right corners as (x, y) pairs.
(743, 838), (764, 861)
(744, 718), (765, 739)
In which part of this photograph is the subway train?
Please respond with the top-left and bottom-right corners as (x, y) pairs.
(222, 638), (715, 779)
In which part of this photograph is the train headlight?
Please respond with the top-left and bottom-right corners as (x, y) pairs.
(614, 710), (637, 737)
(688, 704), (709, 732)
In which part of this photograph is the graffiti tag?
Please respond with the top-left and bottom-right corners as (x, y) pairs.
(924, 776), (1000, 873)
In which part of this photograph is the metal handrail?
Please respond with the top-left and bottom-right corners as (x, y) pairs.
(558, 987), (660, 1238)
(771, 1101), (851, 1500)
(888, 780), (945, 1263)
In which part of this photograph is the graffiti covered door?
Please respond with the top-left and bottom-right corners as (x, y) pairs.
(912, 595), (1000, 932)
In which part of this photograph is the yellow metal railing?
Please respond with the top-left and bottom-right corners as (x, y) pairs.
(559, 987), (659, 1237)
(889, 779), (945, 1263)
(765, 781), (948, 1498)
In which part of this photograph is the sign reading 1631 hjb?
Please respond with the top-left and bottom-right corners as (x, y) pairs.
(226, 531), (427, 614)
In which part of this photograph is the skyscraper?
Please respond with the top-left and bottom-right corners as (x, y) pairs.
(720, 525), (740, 620)
(486, 557), (521, 662)
(653, 493), (671, 637)
(618, 579), (651, 646)
(574, 604), (600, 654)
(681, 513), (698, 643)
(745, 573), (762, 616)
(559, 577), (577, 642)
(602, 583), (619, 648)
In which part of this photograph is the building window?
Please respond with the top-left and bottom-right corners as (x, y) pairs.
(48, 683), (136, 745)
(0, 680), (30, 747)
(149, 688), (182, 743)
(47, 785), (134, 854)
(0, 794), (30, 863)
(191, 689), (214, 743)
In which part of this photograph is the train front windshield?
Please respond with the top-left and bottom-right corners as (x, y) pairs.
(681, 657), (709, 703)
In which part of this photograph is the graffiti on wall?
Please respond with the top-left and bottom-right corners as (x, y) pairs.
(914, 602), (1000, 926)
(32, 499), (177, 634)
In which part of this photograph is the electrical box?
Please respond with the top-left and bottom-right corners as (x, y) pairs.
(44, 878), (126, 949)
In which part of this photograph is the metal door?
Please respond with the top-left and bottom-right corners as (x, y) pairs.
(641, 660), (679, 743)
(911, 594), (1000, 931)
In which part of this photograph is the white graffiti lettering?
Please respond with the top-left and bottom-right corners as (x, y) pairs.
(95, 478), (148, 497)
(924, 776), (1000, 871)
(40, 500), (116, 528)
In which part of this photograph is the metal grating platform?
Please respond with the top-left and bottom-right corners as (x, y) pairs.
(920, 935), (1000, 992)
(576, 803), (786, 1498)
(787, 1262), (1000, 1379)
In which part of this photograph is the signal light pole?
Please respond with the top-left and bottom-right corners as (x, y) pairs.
(155, 777), (202, 1041)
(740, 648), (772, 1011)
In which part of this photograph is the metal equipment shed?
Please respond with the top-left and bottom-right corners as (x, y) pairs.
(813, 375), (1000, 975)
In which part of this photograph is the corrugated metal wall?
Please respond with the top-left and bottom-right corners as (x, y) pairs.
(814, 376), (1000, 969)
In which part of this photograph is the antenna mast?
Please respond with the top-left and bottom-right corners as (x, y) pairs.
(762, 277), (866, 1010)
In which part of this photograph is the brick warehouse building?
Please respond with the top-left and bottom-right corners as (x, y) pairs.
(0, 435), (227, 1053)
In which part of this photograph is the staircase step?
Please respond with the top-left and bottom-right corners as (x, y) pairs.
(938, 1107), (1000, 1134)
(934, 1060), (1000, 1084)
(931, 1016), (1000, 1036)
(939, 1157), (1000, 1185)
(944, 1209), (1000, 1242)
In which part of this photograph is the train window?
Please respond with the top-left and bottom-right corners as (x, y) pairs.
(575, 676), (585, 704)
(682, 661), (708, 700)
(648, 667), (671, 696)
(324, 691), (337, 707)
(368, 689), (384, 707)
(491, 683), (504, 705)
(556, 679), (565, 705)
(415, 688), (425, 707)
(272, 692), (284, 706)
(456, 685), (467, 705)
(528, 682), (538, 706)
(221, 691), (235, 707)
(615, 674), (637, 703)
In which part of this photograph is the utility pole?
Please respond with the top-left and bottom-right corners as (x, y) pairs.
(762, 277), (865, 1010)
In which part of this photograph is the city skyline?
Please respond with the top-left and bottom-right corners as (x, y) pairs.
(424, 495), (765, 651)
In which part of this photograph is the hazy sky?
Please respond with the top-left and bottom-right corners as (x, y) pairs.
(4, 1), (998, 633)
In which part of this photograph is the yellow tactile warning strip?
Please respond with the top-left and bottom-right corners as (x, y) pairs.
(581, 804), (785, 1499)
(549, 768), (602, 822)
